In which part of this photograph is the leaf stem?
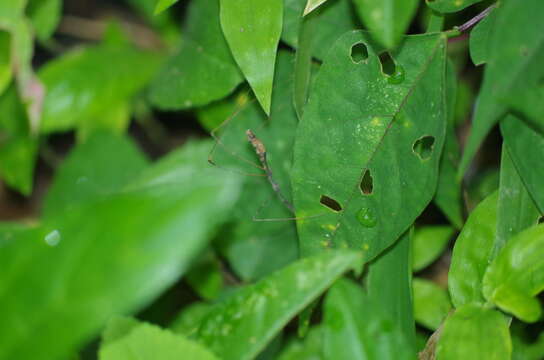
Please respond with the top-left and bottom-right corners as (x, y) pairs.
(456, 3), (497, 33)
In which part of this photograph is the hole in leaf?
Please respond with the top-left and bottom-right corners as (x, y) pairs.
(320, 195), (342, 212)
(379, 52), (396, 75)
(412, 135), (435, 160)
(538, 216), (544, 224)
(350, 42), (369, 63)
(359, 169), (373, 195)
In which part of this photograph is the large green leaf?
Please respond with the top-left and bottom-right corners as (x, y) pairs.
(282, 0), (357, 61)
(99, 320), (218, 360)
(0, 140), (242, 360)
(210, 51), (299, 281)
(195, 250), (361, 360)
(292, 31), (447, 258)
(483, 224), (544, 323)
(412, 225), (454, 272)
(448, 192), (497, 308)
(352, 0), (419, 49)
(322, 278), (415, 360)
(459, 0), (544, 177)
(43, 132), (149, 217)
(469, 6), (497, 66)
(425, 0), (483, 14)
(501, 115), (544, 214)
(365, 230), (415, 348)
(493, 146), (540, 259)
(435, 304), (511, 360)
(39, 43), (160, 134)
(413, 278), (451, 330)
(149, 0), (242, 110)
(219, 0), (283, 115)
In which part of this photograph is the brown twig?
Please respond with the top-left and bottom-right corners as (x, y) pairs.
(456, 3), (497, 33)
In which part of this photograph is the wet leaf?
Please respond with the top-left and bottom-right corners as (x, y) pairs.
(469, 7), (496, 66)
(352, 0), (419, 49)
(219, 0), (283, 115)
(483, 224), (544, 323)
(436, 304), (511, 360)
(413, 278), (451, 330)
(425, 0), (483, 14)
(292, 31), (447, 258)
(0, 140), (242, 360)
(99, 321), (218, 360)
(413, 225), (454, 272)
(323, 278), (415, 360)
(149, 0), (242, 110)
(39, 43), (161, 134)
(501, 115), (544, 214)
(448, 192), (497, 308)
(195, 250), (361, 360)
(459, 0), (544, 177)
(43, 132), (149, 217)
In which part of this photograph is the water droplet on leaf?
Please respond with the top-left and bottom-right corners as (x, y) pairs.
(44, 230), (61, 246)
(387, 64), (405, 84)
(356, 207), (377, 227)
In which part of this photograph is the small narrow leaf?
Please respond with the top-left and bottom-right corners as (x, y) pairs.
(483, 224), (544, 323)
(292, 31), (447, 258)
(154, 0), (179, 14)
(426, 0), (483, 14)
(195, 250), (361, 360)
(459, 0), (544, 177)
(413, 278), (451, 330)
(436, 304), (511, 360)
(303, 0), (328, 16)
(219, 0), (283, 115)
(352, 0), (419, 49)
(448, 192), (497, 308)
(27, 0), (62, 41)
(413, 226), (454, 272)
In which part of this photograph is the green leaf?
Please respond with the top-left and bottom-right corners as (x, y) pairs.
(469, 7), (497, 66)
(434, 60), (463, 228)
(0, 0), (26, 28)
(352, 0), (419, 49)
(0, 140), (242, 360)
(219, 0), (283, 115)
(365, 230), (415, 348)
(170, 302), (213, 337)
(0, 31), (12, 95)
(211, 51), (299, 281)
(0, 85), (37, 195)
(26, 0), (62, 41)
(483, 224), (544, 323)
(282, 0), (357, 61)
(436, 304), (511, 360)
(195, 250), (361, 360)
(413, 278), (451, 330)
(43, 132), (149, 217)
(100, 316), (141, 347)
(277, 326), (324, 360)
(448, 192), (497, 308)
(39, 44), (161, 134)
(99, 321), (219, 360)
(292, 31), (447, 258)
(303, 0), (328, 15)
(425, 0), (483, 13)
(494, 146), (540, 259)
(501, 115), (544, 214)
(154, 0), (179, 14)
(459, 0), (544, 177)
(413, 225), (454, 272)
(149, 0), (242, 110)
(322, 278), (415, 360)
(185, 251), (223, 300)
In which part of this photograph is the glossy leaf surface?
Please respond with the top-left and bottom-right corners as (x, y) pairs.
(219, 0), (283, 114)
(352, 0), (419, 49)
(292, 31), (447, 258)
(483, 225), (544, 323)
(149, 0), (242, 110)
(448, 192), (497, 307)
(195, 251), (361, 360)
(459, 0), (544, 177)
(436, 304), (511, 360)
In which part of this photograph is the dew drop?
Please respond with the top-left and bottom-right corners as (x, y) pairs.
(387, 64), (405, 84)
(356, 207), (377, 228)
(44, 230), (61, 246)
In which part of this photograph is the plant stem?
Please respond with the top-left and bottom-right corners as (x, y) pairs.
(456, 3), (497, 32)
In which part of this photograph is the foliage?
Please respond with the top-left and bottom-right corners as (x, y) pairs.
(0, 0), (543, 359)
